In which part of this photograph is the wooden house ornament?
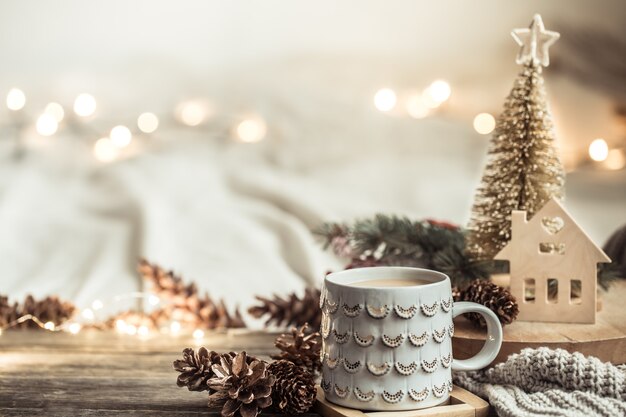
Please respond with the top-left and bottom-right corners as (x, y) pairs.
(495, 197), (611, 324)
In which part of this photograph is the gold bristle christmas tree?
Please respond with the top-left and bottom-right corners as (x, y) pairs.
(467, 14), (565, 260)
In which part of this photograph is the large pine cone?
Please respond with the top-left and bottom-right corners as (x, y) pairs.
(173, 347), (222, 392)
(271, 324), (321, 375)
(456, 279), (519, 327)
(206, 351), (275, 417)
(267, 360), (316, 415)
(248, 288), (321, 329)
(19, 295), (75, 329)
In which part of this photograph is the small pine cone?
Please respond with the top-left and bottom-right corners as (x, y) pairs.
(459, 279), (519, 327)
(248, 288), (322, 329)
(0, 295), (19, 328)
(271, 324), (322, 374)
(173, 347), (222, 391)
(268, 360), (316, 415)
(451, 286), (462, 302)
(207, 352), (275, 417)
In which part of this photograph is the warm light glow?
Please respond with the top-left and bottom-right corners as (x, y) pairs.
(605, 149), (625, 170)
(73, 94), (97, 117)
(93, 137), (119, 163)
(36, 114), (59, 136)
(137, 325), (149, 336)
(0, 329), (3, 337)
(137, 112), (159, 133)
(45, 102), (65, 122)
(176, 101), (209, 126)
(236, 118), (267, 143)
(148, 295), (160, 306)
(125, 324), (137, 336)
(170, 321), (181, 334)
(110, 125), (132, 148)
(6, 88), (26, 111)
(92, 300), (104, 310)
(115, 319), (127, 333)
(405, 95), (429, 119)
(44, 321), (55, 331)
(68, 323), (81, 334)
(193, 329), (204, 339)
(589, 138), (609, 162)
(473, 113), (496, 135)
(81, 309), (94, 320)
(374, 88), (397, 112)
(427, 80), (451, 104)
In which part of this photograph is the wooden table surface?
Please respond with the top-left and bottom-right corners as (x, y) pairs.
(0, 329), (320, 416)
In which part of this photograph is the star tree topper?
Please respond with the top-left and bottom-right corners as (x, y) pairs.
(511, 14), (560, 67)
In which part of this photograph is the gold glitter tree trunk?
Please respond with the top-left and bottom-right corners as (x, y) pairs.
(466, 62), (565, 260)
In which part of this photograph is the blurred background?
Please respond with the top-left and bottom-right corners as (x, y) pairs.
(1, 1), (625, 313)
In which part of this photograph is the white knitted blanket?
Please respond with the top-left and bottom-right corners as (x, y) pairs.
(453, 348), (626, 417)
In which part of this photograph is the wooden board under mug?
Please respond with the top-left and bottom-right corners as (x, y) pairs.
(452, 279), (626, 365)
(314, 386), (489, 417)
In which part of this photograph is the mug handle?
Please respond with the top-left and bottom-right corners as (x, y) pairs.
(451, 301), (503, 371)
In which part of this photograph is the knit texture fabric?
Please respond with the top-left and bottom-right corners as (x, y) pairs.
(453, 348), (626, 417)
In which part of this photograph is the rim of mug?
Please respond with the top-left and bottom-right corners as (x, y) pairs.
(325, 266), (449, 290)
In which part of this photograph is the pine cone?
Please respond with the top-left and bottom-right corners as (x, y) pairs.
(173, 347), (223, 391)
(18, 295), (76, 329)
(248, 288), (321, 329)
(267, 360), (316, 415)
(271, 324), (322, 374)
(206, 352), (275, 417)
(0, 295), (19, 328)
(138, 259), (246, 330)
(458, 279), (519, 327)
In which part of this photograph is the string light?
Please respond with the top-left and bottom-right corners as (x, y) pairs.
(73, 93), (97, 117)
(68, 323), (81, 334)
(236, 118), (267, 143)
(125, 324), (138, 336)
(374, 88), (397, 112)
(45, 102), (65, 122)
(405, 95), (429, 119)
(176, 101), (209, 126)
(44, 321), (55, 331)
(589, 138), (609, 162)
(137, 112), (159, 133)
(92, 300), (104, 310)
(192, 329), (204, 340)
(81, 308), (94, 320)
(170, 321), (181, 334)
(36, 113), (59, 136)
(115, 319), (127, 333)
(604, 149), (625, 170)
(473, 113), (496, 135)
(427, 80), (451, 103)
(110, 125), (132, 148)
(137, 325), (149, 336)
(148, 295), (160, 306)
(93, 137), (119, 163)
(6, 88), (26, 111)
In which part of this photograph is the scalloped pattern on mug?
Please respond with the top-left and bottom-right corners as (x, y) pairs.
(367, 361), (391, 376)
(333, 329), (350, 344)
(395, 361), (418, 376)
(441, 353), (452, 368)
(342, 358), (361, 374)
(342, 303), (362, 318)
(319, 285), (327, 309)
(448, 323), (455, 338)
(354, 387), (375, 402)
(366, 304), (390, 319)
(408, 387), (429, 402)
(447, 380), (454, 392)
(408, 331), (430, 347)
(325, 297), (339, 314)
(433, 382), (448, 398)
(321, 379), (332, 393)
(353, 331), (374, 347)
(420, 301), (439, 317)
(325, 355), (340, 370)
(334, 384), (350, 399)
(421, 357), (439, 373)
(433, 327), (447, 343)
(382, 389), (404, 404)
(381, 333), (405, 348)
(394, 304), (417, 319)
(441, 297), (452, 312)
(321, 313), (331, 339)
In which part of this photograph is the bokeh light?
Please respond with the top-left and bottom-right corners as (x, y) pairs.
(74, 94), (97, 117)
(473, 113), (496, 135)
(588, 139), (609, 162)
(236, 118), (267, 143)
(6, 88), (26, 111)
(374, 88), (397, 112)
(137, 112), (159, 133)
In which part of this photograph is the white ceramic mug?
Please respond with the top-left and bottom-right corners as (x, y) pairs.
(320, 267), (503, 411)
